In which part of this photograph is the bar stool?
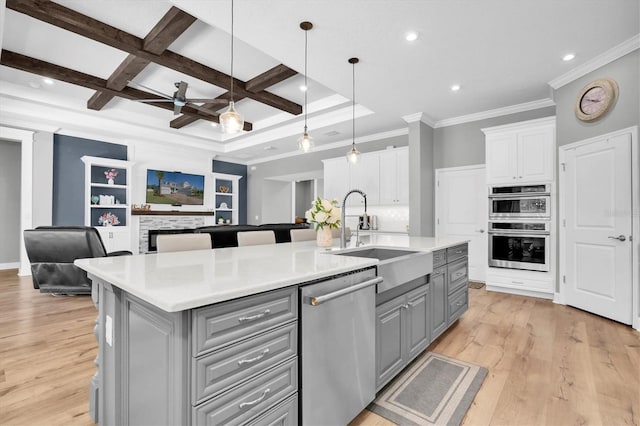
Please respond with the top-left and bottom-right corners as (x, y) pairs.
(156, 233), (212, 253)
(237, 230), (276, 247)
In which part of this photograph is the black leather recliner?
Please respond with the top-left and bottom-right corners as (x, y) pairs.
(23, 226), (132, 295)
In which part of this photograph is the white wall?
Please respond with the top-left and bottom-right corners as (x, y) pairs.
(261, 180), (292, 224)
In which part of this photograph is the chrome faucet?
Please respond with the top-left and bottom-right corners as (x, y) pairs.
(341, 189), (367, 248)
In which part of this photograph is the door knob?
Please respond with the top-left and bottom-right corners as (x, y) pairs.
(608, 235), (626, 241)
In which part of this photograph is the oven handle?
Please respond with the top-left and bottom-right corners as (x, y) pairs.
(489, 192), (550, 199)
(488, 230), (550, 236)
(305, 277), (383, 306)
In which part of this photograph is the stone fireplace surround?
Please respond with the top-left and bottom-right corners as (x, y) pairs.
(138, 216), (206, 254)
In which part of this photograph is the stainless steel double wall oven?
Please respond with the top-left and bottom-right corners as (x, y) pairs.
(488, 184), (551, 272)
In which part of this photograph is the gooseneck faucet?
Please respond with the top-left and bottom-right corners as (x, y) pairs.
(341, 189), (367, 248)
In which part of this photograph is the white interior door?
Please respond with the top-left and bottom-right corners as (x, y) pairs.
(563, 132), (633, 324)
(436, 166), (488, 282)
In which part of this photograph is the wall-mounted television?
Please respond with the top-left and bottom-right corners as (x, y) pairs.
(146, 169), (205, 206)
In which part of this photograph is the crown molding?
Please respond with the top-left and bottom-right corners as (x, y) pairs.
(481, 116), (556, 135)
(434, 98), (555, 128)
(247, 127), (408, 165)
(548, 34), (640, 89)
(401, 112), (436, 127)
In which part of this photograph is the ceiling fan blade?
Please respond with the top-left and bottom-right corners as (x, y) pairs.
(127, 80), (172, 100)
(174, 103), (183, 115)
(135, 99), (175, 103)
(186, 102), (220, 116)
(186, 98), (229, 104)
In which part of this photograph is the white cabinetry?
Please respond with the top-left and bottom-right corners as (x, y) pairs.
(81, 156), (133, 252)
(212, 172), (242, 225)
(379, 147), (409, 204)
(484, 117), (555, 185)
(323, 148), (407, 206)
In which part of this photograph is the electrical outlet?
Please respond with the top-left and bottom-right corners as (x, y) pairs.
(105, 315), (113, 347)
(255, 215), (259, 221)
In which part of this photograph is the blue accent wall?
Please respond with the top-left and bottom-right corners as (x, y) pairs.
(53, 135), (127, 225)
(212, 160), (247, 224)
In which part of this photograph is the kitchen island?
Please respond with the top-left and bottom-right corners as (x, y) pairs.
(75, 235), (468, 425)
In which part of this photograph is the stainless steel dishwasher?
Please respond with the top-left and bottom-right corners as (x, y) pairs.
(300, 268), (382, 426)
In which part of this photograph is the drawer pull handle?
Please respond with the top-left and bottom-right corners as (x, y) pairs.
(238, 348), (270, 366)
(238, 309), (271, 323)
(455, 250), (463, 254)
(456, 301), (465, 306)
(239, 388), (270, 408)
(454, 272), (465, 279)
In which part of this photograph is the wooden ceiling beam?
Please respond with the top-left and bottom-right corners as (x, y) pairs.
(7, 0), (302, 118)
(0, 50), (253, 131)
(245, 64), (297, 93)
(87, 6), (197, 110)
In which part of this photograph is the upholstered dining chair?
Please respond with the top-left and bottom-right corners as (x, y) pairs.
(237, 230), (276, 247)
(156, 233), (212, 253)
(290, 228), (317, 242)
(23, 226), (132, 295)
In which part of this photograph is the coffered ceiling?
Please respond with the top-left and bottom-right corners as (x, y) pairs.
(0, 0), (638, 163)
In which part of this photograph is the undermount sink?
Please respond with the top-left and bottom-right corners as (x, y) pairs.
(332, 247), (433, 293)
(333, 247), (421, 261)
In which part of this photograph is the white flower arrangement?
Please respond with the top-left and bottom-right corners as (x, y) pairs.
(305, 197), (341, 230)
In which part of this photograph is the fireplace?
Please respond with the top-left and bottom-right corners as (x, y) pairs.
(137, 216), (207, 253)
(148, 229), (196, 252)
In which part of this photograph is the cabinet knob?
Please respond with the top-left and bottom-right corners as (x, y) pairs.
(512, 176), (516, 179)
(519, 176), (523, 179)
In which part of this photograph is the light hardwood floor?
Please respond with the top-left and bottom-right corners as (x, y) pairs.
(1, 269), (638, 426)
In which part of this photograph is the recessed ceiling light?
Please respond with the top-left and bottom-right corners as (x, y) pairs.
(299, 85), (308, 92)
(42, 77), (54, 85)
(210, 122), (218, 127)
(451, 84), (461, 92)
(405, 31), (418, 42)
(263, 145), (277, 151)
(29, 82), (41, 89)
(563, 53), (575, 61)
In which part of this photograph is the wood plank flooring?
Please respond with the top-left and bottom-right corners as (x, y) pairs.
(1, 269), (638, 426)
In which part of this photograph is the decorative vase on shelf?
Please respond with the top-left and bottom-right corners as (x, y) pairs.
(107, 178), (114, 185)
(316, 227), (333, 248)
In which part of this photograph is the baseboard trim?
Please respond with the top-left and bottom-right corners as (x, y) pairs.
(0, 262), (20, 270)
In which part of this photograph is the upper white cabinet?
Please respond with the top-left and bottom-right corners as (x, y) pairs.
(379, 147), (409, 204)
(323, 148), (408, 206)
(484, 117), (555, 185)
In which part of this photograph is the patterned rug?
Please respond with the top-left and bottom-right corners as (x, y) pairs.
(368, 352), (487, 426)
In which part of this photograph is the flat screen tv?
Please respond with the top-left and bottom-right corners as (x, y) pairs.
(146, 169), (205, 206)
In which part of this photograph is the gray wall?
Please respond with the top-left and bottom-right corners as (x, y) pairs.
(554, 50), (639, 146)
(247, 134), (408, 225)
(295, 180), (313, 219)
(261, 180), (292, 224)
(434, 106), (556, 169)
(53, 134), (127, 226)
(0, 139), (21, 264)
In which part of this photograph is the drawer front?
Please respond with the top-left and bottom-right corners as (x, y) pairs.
(432, 249), (446, 267)
(446, 244), (468, 263)
(194, 358), (298, 426)
(247, 394), (298, 426)
(448, 287), (468, 324)
(193, 323), (297, 404)
(447, 258), (468, 295)
(193, 287), (297, 356)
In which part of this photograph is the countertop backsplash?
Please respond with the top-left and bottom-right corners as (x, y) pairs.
(343, 205), (409, 233)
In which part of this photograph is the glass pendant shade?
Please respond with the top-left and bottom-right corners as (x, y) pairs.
(298, 131), (314, 153)
(220, 101), (244, 134)
(346, 145), (360, 163)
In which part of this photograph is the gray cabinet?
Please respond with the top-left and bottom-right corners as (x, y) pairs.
(375, 281), (430, 391)
(431, 244), (469, 341)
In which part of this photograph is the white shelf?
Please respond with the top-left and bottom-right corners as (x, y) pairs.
(91, 205), (128, 209)
(215, 192), (234, 196)
(91, 183), (127, 189)
(216, 208), (234, 212)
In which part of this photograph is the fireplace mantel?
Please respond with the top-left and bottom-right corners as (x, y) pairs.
(132, 210), (214, 216)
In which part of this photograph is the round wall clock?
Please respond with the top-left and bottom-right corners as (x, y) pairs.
(575, 77), (619, 122)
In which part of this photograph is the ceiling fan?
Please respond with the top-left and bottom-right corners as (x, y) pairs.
(128, 80), (228, 115)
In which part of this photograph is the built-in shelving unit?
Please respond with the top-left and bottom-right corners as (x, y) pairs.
(212, 172), (242, 225)
(81, 156), (133, 252)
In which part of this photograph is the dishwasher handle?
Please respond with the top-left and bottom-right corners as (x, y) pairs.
(305, 277), (383, 306)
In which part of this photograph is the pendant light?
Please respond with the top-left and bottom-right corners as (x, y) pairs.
(220, 0), (244, 134)
(346, 57), (360, 164)
(298, 21), (314, 153)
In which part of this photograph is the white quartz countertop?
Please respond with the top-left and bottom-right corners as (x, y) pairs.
(75, 235), (467, 312)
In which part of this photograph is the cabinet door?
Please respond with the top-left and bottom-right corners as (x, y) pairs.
(96, 227), (130, 253)
(323, 158), (349, 202)
(517, 126), (554, 182)
(378, 150), (397, 204)
(486, 134), (518, 184)
(406, 286), (430, 361)
(348, 153), (379, 206)
(430, 267), (447, 340)
(396, 148), (409, 204)
(375, 297), (405, 390)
